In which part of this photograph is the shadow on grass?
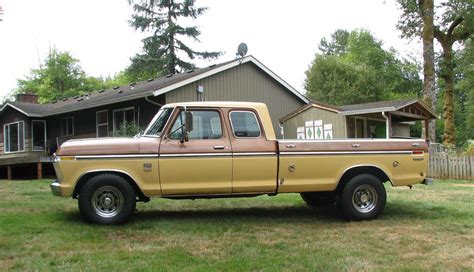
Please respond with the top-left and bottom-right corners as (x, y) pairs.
(134, 205), (343, 223)
(56, 201), (471, 225)
(383, 201), (471, 221)
(57, 205), (343, 225)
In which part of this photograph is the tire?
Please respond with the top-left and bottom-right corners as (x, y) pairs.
(300, 192), (336, 207)
(78, 174), (136, 224)
(339, 174), (386, 221)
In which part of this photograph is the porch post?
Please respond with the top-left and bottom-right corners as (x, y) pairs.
(424, 119), (430, 140)
(37, 162), (42, 180)
(385, 113), (392, 139)
(7, 165), (12, 180)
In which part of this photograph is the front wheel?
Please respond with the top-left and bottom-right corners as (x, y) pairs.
(78, 174), (136, 224)
(339, 174), (386, 221)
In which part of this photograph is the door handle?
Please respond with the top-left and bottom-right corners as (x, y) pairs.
(213, 145), (225, 150)
(286, 144), (296, 148)
(352, 144), (360, 148)
(411, 143), (420, 147)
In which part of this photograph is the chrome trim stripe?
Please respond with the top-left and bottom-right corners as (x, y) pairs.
(160, 153), (233, 158)
(279, 139), (426, 143)
(75, 154), (160, 160)
(280, 151), (415, 155)
(233, 152), (277, 156)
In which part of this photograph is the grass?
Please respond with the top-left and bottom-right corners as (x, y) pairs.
(0, 179), (473, 271)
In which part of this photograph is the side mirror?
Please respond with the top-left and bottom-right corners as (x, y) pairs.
(185, 111), (193, 132)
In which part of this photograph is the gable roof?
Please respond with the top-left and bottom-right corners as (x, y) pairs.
(338, 99), (437, 118)
(280, 98), (437, 123)
(0, 56), (309, 117)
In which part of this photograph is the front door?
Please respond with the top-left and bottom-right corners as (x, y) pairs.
(159, 108), (232, 195)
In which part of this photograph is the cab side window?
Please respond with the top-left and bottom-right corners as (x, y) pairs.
(229, 111), (261, 138)
(169, 110), (223, 140)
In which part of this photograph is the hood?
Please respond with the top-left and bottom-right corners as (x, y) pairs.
(58, 137), (140, 156)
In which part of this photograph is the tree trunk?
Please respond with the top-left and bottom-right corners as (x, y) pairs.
(421, 0), (436, 142)
(441, 44), (456, 145)
(167, 1), (176, 74)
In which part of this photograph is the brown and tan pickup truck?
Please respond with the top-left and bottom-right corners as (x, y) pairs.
(51, 102), (432, 224)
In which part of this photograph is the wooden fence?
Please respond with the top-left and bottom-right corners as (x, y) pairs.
(428, 153), (474, 180)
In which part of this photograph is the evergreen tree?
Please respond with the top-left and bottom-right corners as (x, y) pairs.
(128, 0), (222, 78)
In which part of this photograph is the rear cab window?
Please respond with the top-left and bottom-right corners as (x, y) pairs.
(229, 111), (261, 138)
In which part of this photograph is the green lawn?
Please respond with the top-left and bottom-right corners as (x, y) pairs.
(0, 179), (473, 271)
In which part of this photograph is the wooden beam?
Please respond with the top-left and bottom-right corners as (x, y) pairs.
(7, 165), (12, 180)
(388, 113), (392, 138)
(37, 162), (42, 180)
(392, 110), (428, 120)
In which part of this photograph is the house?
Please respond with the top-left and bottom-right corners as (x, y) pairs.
(279, 99), (437, 140)
(0, 56), (308, 179)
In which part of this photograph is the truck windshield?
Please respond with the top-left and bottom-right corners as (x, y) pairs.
(143, 107), (173, 136)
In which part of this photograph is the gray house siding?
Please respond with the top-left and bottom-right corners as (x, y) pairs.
(282, 107), (347, 139)
(166, 62), (305, 138)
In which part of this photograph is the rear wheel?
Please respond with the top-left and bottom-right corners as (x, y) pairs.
(78, 174), (136, 224)
(339, 174), (386, 221)
(300, 192), (336, 207)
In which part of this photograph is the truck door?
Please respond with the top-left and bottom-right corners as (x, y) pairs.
(159, 108), (232, 195)
(226, 109), (278, 194)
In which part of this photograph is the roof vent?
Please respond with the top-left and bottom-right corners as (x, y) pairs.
(147, 78), (154, 82)
(187, 70), (194, 73)
(62, 98), (68, 101)
(99, 89), (105, 93)
(73, 95), (79, 99)
(118, 90), (123, 94)
(52, 100), (57, 104)
(208, 64), (217, 68)
(130, 82), (136, 86)
(166, 74), (173, 78)
(77, 97), (84, 101)
(113, 86), (120, 90)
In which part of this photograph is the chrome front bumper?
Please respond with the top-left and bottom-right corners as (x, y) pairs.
(50, 181), (62, 196)
(422, 178), (434, 186)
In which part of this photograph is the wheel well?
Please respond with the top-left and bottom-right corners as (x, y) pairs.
(336, 166), (392, 193)
(73, 171), (148, 201)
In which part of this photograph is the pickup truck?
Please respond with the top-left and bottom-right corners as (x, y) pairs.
(50, 101), (432, 224)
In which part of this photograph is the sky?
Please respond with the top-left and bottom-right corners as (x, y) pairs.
(0, 0), (422, 101)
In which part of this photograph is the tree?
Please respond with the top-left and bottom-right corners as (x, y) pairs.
(397, 0), (474, 145)
(421, 0), (437, 142)
(16, 48), (89, 103)
(128, 0), (221, 78)
(305, 55), (381, 105)
(15, 48), (130, 103)
(305, 29), (422, 105)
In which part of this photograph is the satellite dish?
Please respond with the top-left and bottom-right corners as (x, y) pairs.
(237, 43), (248, 58)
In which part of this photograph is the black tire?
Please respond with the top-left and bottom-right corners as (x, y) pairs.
(300, 192), (336, 207)
(339, 174), (386, 221)
(78, 174), (136, 224)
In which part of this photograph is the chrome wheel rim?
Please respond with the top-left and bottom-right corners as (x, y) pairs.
(91, 186), (124, 218)
(352, 185), (377, 213)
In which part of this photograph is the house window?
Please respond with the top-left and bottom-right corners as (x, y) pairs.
(4, 121), (25, 153)
(229, 111), (261, 138)
(32, 120), (46, 151)
(60, 117), (74, 136)
(96, 110), (109, 138)
(113, 107), (135, 133)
